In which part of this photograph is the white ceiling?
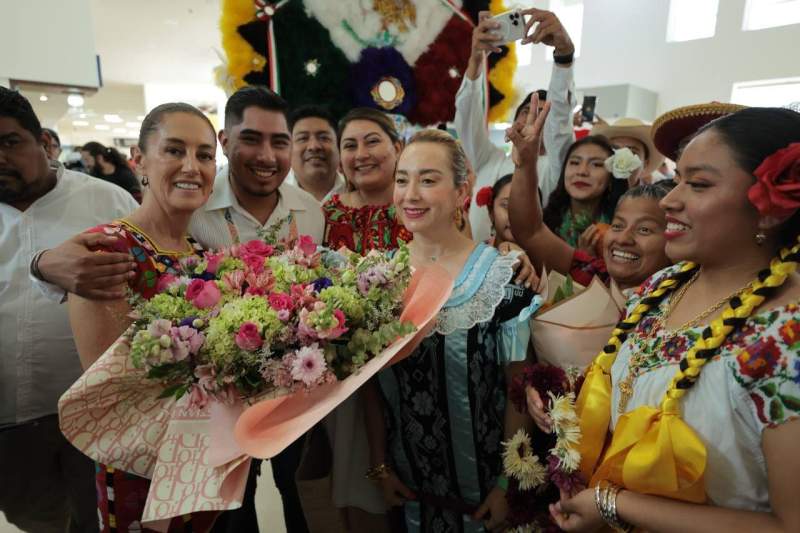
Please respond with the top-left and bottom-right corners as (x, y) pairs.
(90, 0), (223, 85)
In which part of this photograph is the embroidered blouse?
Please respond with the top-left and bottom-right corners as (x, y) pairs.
(322, 194), (413, 254)
(609, 263), (800, 510)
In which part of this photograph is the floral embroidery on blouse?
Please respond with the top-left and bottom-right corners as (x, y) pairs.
(622, 263), (800, 430)
(322, 194), (413, 255)
(87, 220), (204, 300)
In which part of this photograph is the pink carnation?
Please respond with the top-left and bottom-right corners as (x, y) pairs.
(290, 344), (327, 386)
(241, 239), (275, 257)
(235, 322), (263, 351)
(297, 235), (317, 256)
(186, 279), (222, 309)
(246, 286), (267, 296)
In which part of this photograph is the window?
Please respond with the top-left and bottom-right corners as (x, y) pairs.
(517, 0), (583, 66)
(743, 0), (800, 31)
(730, 77), (800, 106)
(666, 0), (720, 42)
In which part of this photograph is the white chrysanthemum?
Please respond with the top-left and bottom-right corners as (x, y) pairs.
(502, 429), (547, 490)
(548, 392), (578, 426)
(552, 444), (581, 473)
(555, 422), (582, 446)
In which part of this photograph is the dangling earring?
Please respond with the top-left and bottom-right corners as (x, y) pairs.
(755, 230), (767, 245)
(453, 208), (463, 230)
(141, 176), (149, 187)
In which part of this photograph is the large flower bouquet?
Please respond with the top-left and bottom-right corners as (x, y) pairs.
(59, 232), (451, 531)
(128, 235), (415, 405)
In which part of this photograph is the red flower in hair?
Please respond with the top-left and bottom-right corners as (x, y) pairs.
(475, 186), (494, 208)
(747, 142), (800, 219)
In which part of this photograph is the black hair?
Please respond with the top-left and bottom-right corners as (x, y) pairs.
(137, 102), (215, 153)
(542, 135), (627, 234)
(513, 90), (547, 121)
(0, 87), (42, 139)
(225, 85), (288, 130)
(289, 104), (337, 137)
(337, 107), (401, 145)
(619, 179), (675, 203)
(697, 107), (800, 247)
(42, 127), (60, 146)
(487, 174), (513, 212)
(81, 141), (130, 170)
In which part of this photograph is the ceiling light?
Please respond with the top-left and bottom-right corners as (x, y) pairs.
(67, 94), (84, 107)
(72, 120), (89, 127)
(95, 124), (110, 131)
(126, 122), (142, 129)
(104, 114), (123, 123)
(39, 94), (49, 102)
(79, 113), (87, 118)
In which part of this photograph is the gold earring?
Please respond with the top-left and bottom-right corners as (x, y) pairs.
(141, 176), (149, 187)
(453, 208), (463, 229)
(755, 231), (767, 245)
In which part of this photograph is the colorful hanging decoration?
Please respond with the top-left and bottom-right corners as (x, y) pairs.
(217, 0), (518, 125)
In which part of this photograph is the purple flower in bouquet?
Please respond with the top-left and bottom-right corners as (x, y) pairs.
(235, 322), (263, 352)
(290, 344), (327, 386)
(357, 265), (390, 296)
(312, 277), (333, 293)
(171, 325), (204, 355)
(186, 279), (222, 309)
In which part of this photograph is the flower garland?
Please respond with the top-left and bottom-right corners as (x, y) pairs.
(502, 364), (585, 531)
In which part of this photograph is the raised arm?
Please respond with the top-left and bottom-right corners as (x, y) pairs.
(453, 11), (507, 177)
(507, 95), (575, 274)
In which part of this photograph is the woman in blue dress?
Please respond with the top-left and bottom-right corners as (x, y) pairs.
(364, 129), (541, 533)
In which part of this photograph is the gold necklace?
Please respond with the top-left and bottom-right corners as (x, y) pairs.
(617, 270), (751, 413)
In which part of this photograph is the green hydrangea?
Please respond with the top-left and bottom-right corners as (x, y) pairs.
(204, 296), (282, 366)
(215, 257), (245, 277)
(268, 258), (325, 292)
(139, 293), (200, 322)
(319, 286), (365, 326)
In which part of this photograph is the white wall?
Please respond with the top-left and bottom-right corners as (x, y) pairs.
(0, 0), (99, 88)
(515, 0), (800, 116)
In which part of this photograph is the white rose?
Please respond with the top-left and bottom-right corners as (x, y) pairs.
(604, 147), (643, 179)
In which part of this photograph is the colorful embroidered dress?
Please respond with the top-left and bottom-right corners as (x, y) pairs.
(322, 194), (412, 254)
(86, 219), (213, 533)
(609, 263), (800, 510)
(377, 245), (541, 533)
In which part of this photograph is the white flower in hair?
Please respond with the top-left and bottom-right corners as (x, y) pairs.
(605, 147), (643, 180)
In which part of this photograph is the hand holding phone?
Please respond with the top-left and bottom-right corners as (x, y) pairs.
(490, 10), (527, 43)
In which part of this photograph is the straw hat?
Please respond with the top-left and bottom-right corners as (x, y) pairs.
(651, 102), (747, 162)
(591, 117), (664, 176)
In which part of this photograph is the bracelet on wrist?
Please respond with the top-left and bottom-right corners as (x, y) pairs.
(31, 249), (49, 281)
(365, 463), (392, 481)
(594, 481), (633, 533)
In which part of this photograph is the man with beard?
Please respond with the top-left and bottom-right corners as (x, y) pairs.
(0, 87), (138, 532)
(34, 86), (322, 533)
(285, 105), (345, 203)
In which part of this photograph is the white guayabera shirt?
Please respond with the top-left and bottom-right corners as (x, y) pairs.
(1, 165), (138, 427)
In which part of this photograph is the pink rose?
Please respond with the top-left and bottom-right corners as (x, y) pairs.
(186, 279), (222, 309)
(235, 322), (263, 351)
(204, 252), (225, 274)
(242, 254), (265, 274)
(297, 235), (317, 256)
(156, 273), (179, 293)
(246, 286), (266, 296)
(268, 293), (294, 312)
(241, 240), (274, 257)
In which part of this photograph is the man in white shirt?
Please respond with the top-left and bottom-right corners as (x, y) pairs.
(454, 8), (577, 243)
(35, 86), (321, 533)
(284, 105), (346, 204)
(0, 87), (138, 532)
